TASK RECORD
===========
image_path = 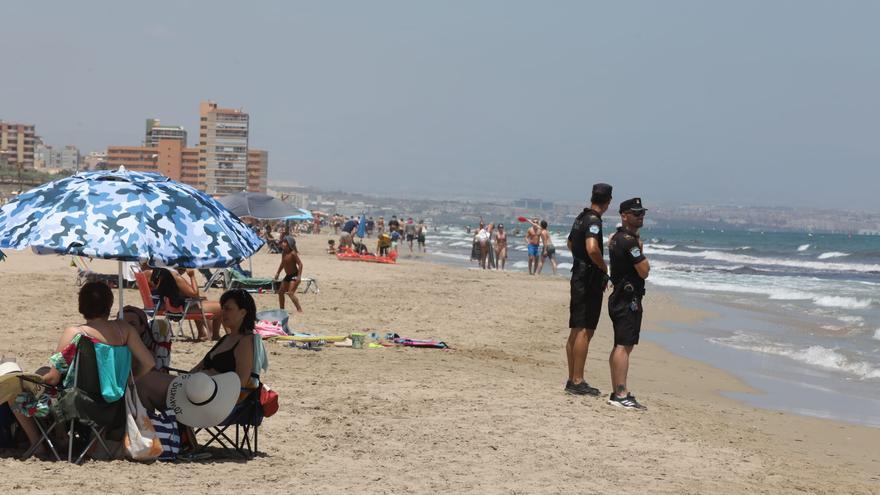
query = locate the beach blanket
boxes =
[255,321,286,338]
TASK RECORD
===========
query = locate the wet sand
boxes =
[0,235,878,494]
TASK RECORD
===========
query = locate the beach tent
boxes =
[0,166,263,316]
[217,191,300,220]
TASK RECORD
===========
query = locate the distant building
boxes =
[145,118,187,147]
[200,101,249,195]
[34,142,62,170]
[247,149,268,193]
[0,120,37,169]
[513,198,554,211]
[82,151,107,171]
[60,145,81,171]
[106,140,201,189]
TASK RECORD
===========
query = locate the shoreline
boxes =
[1,237,878,492]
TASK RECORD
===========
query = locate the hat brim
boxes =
[0,372,44,403]
[621,207,647,214]
[167,372,240,428]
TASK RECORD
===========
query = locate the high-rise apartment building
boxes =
[145,119,187,147]
[35,142,62,169]
[247,149,268,193]
[199,101,249,195]
[0,120,37,169]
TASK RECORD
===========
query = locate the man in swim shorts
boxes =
[274,236,304,313]
[565,183,612,396]
[525,218,541,275]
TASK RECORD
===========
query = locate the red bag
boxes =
[259,384,279,418]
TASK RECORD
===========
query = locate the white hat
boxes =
[166,372,240,428]
[0,362,43,403]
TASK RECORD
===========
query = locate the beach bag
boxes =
[147,408,181,461]
[123,381,162,461]
[259,383,279,418]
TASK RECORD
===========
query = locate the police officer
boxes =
[607,198,650,409]
[564,183,612,396]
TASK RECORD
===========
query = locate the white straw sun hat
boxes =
[166,372,240,428]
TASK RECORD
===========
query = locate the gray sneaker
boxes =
[608,393,647,410]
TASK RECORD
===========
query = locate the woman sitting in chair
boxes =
[9,282,158,451]
[190,289,263,403]
[152,267,223,341]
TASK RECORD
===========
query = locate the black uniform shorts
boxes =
[569,267,603,329]
[608,292,643,346]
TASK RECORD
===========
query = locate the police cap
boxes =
[619,197,647,214]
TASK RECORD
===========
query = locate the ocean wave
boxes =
[512,261,528,269]
[430,250,472,261]
[711,333,880,380]
[874,329,880,341]
[649,248,880,274]
[817,251,850,260]
[648,244,677,250]
[798,244,810,252]
[448,241,472,247]
[557,262,573,270]
[813,296,874,310]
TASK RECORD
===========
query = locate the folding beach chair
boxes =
[134,271,162,319]
[196,386,263,459]
[199,268,229,291]
[228,268,279,294]
[162,297,214,341]
[22,338,126,464]
[299,277,320,295]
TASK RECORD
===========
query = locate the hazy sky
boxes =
[3,1,879,208]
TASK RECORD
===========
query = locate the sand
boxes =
[1,235,878,494]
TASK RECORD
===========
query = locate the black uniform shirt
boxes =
[567,208,603,266]
[608,227,647,294]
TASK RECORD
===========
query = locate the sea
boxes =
[422,224,880,427]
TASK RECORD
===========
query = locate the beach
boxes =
[1,235,878,494]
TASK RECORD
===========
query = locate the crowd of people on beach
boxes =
[469,218,558,274]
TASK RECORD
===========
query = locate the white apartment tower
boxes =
[199,101,249,195]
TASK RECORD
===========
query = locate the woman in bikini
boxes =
[494,223,508,270]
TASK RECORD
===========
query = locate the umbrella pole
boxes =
[118,261,124,319]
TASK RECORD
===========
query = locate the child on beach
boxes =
[274,236,304,313]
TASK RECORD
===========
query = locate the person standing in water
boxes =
[525,218,541,275]
[274,236,304,313]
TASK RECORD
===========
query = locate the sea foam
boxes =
[712,333,880,380]
[798,244,810,252]
[817,251,850,260]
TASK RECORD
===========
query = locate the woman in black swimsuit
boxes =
[191,289,257,403]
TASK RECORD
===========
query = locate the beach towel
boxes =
[392,337,449,349]
[255,321,286,338]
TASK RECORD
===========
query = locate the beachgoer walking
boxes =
[388,215,400,237]
[607,197,650,409]
[405,218,417,253]
[525,218,541,274]
[367,217,375,237]
[417,220,427,253]
[377,216,385,236]
[274,236,304,313]
[477,223,491,269]
[565,183,612,396]
[494,223,508,270]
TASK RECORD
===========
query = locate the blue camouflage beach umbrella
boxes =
[0,167,263,268]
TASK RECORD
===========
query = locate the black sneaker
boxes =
[565,380,600,396]
[608,392,647,410]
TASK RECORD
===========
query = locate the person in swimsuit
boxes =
[525,218,541,275]
[274,236,304,313]
[152,267,223,341]
[191,290,259,404]
[537,220,558,275]
[494,223,508,270]
[416,220,427,253]
[8,282,158,451]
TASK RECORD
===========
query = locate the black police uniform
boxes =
[567,208,606,329]
[607,227,646,346]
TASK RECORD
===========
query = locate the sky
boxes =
[3,1,879,208]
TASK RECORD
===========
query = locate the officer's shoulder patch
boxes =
[588,225,600,234]
[630,247,642,258]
